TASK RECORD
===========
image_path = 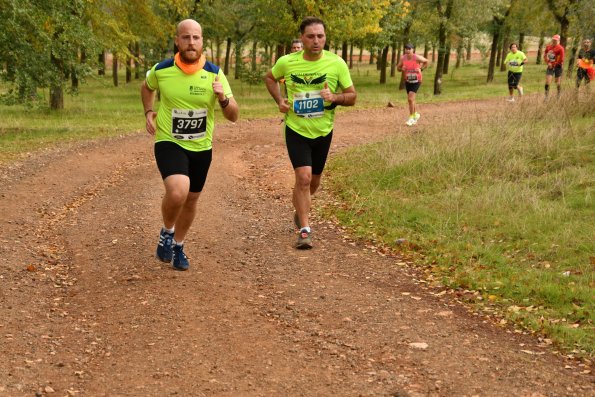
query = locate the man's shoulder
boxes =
[155,58,175,71]
[203,61,220,74]
[322,50,344,61]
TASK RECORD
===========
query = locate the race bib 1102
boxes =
[293,91,324,118]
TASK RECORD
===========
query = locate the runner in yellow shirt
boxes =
[265,16,357,249]
[504,43,527,102]
[141,19,239,270]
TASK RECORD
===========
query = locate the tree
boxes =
[546,0,578,48]
[486,0,517,83]
[433,0,454,95]
[0,0,99,109]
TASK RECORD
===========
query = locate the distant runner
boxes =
[264,16,356,249]
[291,39,303,53]
[576,39,595,88]
[504,43,527,102]
[396,43,429,126]
[544,34,564,98]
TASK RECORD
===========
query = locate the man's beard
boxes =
[179,48,201,64]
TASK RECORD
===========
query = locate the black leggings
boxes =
[285,125,333,175]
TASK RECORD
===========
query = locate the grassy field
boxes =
[323,94,594,356]
[0,61,567,163]
[1,60,592,356]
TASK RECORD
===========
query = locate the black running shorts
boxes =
[285,125,333,175]
[546,65,563,78]
[405,82,421,93]
[154,141,212,193]
[508,71,522,88]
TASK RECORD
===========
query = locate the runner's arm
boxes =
[141,81,157,135]
[212,75,239,122]
[334,85,356,107]
[416,55,429,70]
[264,70,290,113]
[220,97,239,122]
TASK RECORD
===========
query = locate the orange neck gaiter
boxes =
[175,52,206,75]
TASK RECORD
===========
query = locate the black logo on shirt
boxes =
[290,74,326,85]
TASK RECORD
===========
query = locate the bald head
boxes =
[177,19,201,36]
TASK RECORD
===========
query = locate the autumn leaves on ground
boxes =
[0,102,593,396]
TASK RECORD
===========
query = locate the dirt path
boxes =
[1,100,593,396]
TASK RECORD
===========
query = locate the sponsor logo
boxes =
[189,85,206,95]
[290,73,326,85]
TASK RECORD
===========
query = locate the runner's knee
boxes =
[295,168,312,189]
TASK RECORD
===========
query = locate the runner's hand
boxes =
[146,111,156,136]
[278,98,290,113]
[213,75,225,101]
[321,82,334,102]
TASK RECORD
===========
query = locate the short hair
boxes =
[292,39,302,45]
[300,16,325,34]
[509,42,517,49]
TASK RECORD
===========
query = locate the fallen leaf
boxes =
[409,342,428,350]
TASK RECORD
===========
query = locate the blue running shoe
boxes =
[156,228,174,262]
[172,244,190,271]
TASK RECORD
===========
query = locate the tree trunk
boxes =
[50,53,64,109]
[496,41,503,68]
[224,38,232,75]
[135,42,140,80]
[251,41,257,72]
[369,47,375,64]
[126,44,132,83]
[424,42,429,59]
[71,67,78,90]
[98,50,105,76]
[376,49,382,70]
[216,39,221,65]
[487,18,501,83]
[358,42,363,63]
[432,45,436,63]
[566,37,578,78]
[434,0,454,95]
[379,46,389,84]
[536,32,545,64]
[234,41,242,80]
[518,32,525,51]
[341,41,348,63]
[349,42,354,69]
[275,43,284,63]
[112,53,118,87]
[443,43,451,74]
[500,31,510,71]
[466,38,472,61]
[456,40,463,68]
[390,41,397,77]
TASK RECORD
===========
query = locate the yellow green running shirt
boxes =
[146,58,233,152]
[504,51,526,73]
[272,50,353,139]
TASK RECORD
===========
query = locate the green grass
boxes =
[0,61,565,162]
[323,94,595,356]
